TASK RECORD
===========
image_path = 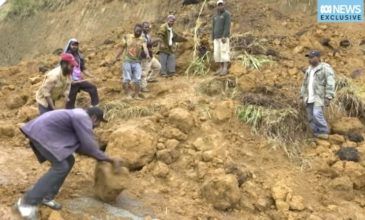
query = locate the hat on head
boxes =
[60,53,78,67]
[167,15,176,22]
[87,107,108,123]
[305,50,321,58]
[217,0,224,5]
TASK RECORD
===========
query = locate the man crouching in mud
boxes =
[15,107,122,220]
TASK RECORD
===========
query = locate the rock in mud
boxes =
[288,195,305,211]
[330,176,353,191]
[201,174,241,210]
[165,139,180,149]
[0,124,16,138]
[168,108,195,133]
[156,148,179,164]
[339,39,351,48]
[161,127,187,141]
[106,125,157,170]
[328,134,345,145]
[6,94,27,109]
[18,106,38,122]
[200,78,225,96]
[94,162,129,202]
[212,100,234,123]
[336,147,360,162]
[331,117,364,135]
[48,211,64,220]
[347,132,364,143]
[152,161,170,178]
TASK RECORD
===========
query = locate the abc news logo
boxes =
[320,4,362,14]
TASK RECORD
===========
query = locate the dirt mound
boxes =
[201,174,241,210]
[106,124,157,171]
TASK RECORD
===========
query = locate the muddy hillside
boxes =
[1,0,365,219]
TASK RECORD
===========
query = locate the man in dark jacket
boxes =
[158,15,187,77]
[64,39,100,109]
[15,107,121,220]
[212,0,231,75]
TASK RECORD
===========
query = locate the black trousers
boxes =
[66,81,99,109]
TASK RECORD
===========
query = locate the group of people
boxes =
[15,1,231,219]
[14,0,336,219]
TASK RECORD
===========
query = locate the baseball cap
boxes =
[87,107,108,123]
[305,50,321,58]
[217,0,224,5]
[60,53,78,67]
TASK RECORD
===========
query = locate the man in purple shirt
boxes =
[15,107,121,220]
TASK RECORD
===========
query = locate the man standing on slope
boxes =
[64,38,100,109]
[212,0,231,76]
[36,53,76,114]
[113,24,150,100]
[300,50,336,140]
[15,107,122,220]
[140,21,161,92]
[158,15,187,77]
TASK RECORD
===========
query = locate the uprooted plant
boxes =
[236,51,274,71]
[100,100,160,121]
[236,93,309,159]
[330,76,365,119]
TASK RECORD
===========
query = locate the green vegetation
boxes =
[236,102,307,159]
[185,52,211,77]
[237,51,274,71]
[100,100,160,121]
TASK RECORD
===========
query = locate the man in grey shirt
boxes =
[15,107,122,220]
[212,0,231,76]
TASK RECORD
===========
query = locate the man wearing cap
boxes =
[64,38,100,109]
[36,53,76,114]
[157,15,187,77]
[141,21,161,92]
[212,0,231,76]
[300,50,336,139]
[15,107,122,219]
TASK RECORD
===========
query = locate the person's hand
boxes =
[146,55,151,61]
[111,159,122,174]
[221,38,227,44]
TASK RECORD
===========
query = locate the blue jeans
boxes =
[122,62,142,84]
[306,103,329,134]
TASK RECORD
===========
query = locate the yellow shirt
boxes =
[36,66,71,107]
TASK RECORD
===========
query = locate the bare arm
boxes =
[142,42,150,60]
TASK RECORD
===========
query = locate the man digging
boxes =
[15,107,122,220]
[300,50,336,139]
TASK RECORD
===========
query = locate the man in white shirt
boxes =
[300,50,336,139]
